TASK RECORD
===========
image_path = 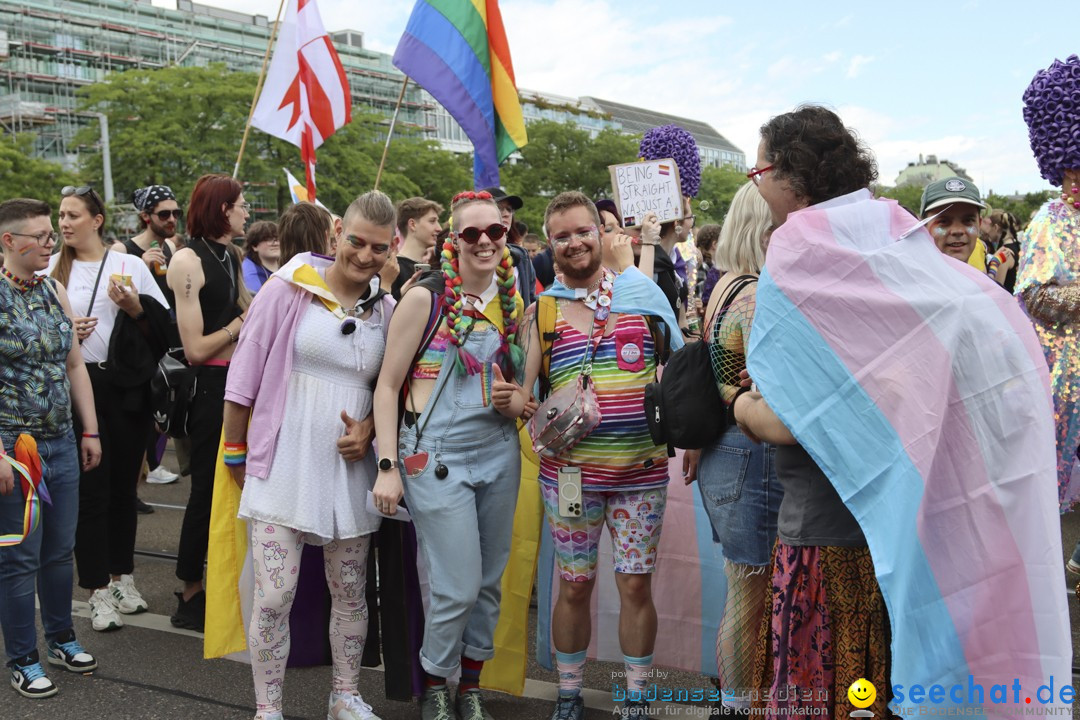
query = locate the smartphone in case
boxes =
[557,466,583,518]
[402,451,429,478]
[415,263,431,274]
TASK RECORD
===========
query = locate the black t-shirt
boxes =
[391,256,418,301]
[122,237,174,304]
[775,444,866,547]
[652,248,680,317]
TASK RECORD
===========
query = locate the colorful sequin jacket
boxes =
[1016,200,1080,326]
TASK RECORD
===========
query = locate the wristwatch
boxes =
[378,457,398,472]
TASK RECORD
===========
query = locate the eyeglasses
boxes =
[61,185,104,213]
[153,209,183,221]
[229,202,252,212]
[550,226,598,246]
[8,230,58,246]
[455,223,507,244]
[746,165,774,186]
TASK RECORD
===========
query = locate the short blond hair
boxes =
[714,182,770,275]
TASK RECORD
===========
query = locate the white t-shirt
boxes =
[46,250,170,364]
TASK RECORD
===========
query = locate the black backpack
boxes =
[643,275,756,449]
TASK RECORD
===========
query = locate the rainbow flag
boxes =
[746,190,1071,717]
[392,0,528,189]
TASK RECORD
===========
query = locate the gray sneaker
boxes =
[420,685,457,720]
[456,689,493,720]
[549,694,584,720]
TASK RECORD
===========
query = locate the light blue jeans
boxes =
[398,326,521,677]
[697,425,782,567]
[0,429,81,662]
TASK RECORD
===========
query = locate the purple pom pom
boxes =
[638,124,702,198]
[1023,54,1080,186]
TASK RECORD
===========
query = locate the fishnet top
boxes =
[706,276,758,404]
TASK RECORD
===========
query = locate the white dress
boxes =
[238,298,385,544]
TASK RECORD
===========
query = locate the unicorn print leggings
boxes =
[248,521,371,719]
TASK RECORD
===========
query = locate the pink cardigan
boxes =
[224,255,395,480]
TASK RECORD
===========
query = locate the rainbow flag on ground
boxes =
[746,190,1071,717]
[392,0,527,189]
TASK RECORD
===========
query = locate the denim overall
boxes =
[398,322,521,677]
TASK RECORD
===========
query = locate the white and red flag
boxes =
[251,0,350,200]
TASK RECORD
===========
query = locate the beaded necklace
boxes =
[0,265,43,292]
[1062,181,1080,211]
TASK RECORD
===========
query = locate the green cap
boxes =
[920,177,985,217]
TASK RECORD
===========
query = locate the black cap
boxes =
[482,186,523,211]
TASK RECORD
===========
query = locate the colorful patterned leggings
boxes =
[248,521,371,717]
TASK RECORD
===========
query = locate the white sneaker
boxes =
[109,574,149,614]
[88,588,123,631]
[146,466,179,484]
[328,692,382,720]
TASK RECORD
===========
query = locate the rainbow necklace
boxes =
[0,265,43,292]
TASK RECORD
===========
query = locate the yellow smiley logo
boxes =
[847,678,876,709]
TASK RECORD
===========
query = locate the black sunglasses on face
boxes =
[153,209,183,221]
[455,223,507,244]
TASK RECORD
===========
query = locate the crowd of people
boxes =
[0,53,1077,720]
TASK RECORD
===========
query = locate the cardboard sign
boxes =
[608,158,683,228]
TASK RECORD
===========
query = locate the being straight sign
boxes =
[609,158,684,228]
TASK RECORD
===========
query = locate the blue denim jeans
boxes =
[697,425,783,566]
[0,429,81,661]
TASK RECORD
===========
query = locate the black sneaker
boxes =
[549,694,584,720]
[9,651,58,699]
[135,497,154,515]
[46,629,97,674]
[170,590,205,632]
[622,699,651,718]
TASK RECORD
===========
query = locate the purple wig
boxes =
[1022,54,1080,187]
[639,124,701,198]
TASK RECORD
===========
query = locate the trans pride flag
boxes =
[746,190,1071,717]
[393,0,528,189]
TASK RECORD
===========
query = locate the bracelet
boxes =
[223,326,236,343]
[82,433,100,439]
[223,442,247,466]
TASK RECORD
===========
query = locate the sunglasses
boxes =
[61,185,104,213]
[152,209,183,221]
[455,223,507,245]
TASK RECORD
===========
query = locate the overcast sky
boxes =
[171,0,1076,195]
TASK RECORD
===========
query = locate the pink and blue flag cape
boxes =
[746,190,1071,716]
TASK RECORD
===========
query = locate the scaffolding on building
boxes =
[0,0,436,177]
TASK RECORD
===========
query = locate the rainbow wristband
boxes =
[223,442,247,466]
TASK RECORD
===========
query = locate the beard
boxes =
[148,218,175,239]
[558,247,602,282]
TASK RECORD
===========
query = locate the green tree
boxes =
[76,66,474,220]
[0,135,79,209]
[695,165,750,225]
[501,120,640,234]
[985,191,1055,225]
[876,184,926,217]
[76,64,292,207]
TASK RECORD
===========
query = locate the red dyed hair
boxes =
[186,174,242,240]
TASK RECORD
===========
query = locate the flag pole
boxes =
[374,75,409,191]
[233,0,287,179]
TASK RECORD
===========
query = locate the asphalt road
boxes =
[2,447,1078,719]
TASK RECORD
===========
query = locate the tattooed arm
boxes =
[167,248,241,364]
